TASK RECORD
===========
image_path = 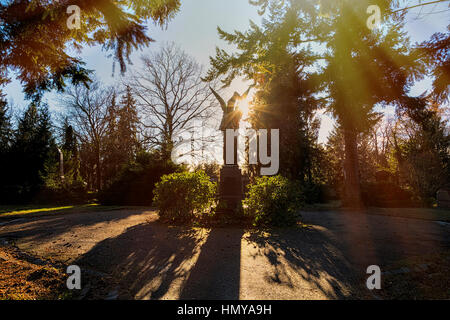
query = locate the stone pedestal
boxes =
[218,165,243,213]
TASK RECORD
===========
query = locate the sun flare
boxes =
[237,95,253,118]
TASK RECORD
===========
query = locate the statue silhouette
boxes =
[210,86,253,131]
[210,85,253,165]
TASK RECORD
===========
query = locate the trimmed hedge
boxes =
[153,171,217,222]
[362,182,418,207]
[98,159,179,206]
[243,175,304,227]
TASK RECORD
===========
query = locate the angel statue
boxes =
[209,85,253,131]
[210,85,253,164]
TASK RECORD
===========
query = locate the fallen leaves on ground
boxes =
[0,245,71,300]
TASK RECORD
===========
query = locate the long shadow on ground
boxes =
[0,209,146,245]
[7,210,448,299]
[74,221,363,299]
[75,223,245,299]
[179,228,243,299]
[75,222,206,299]
[243,227,361,299]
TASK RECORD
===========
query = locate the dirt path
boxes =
[0,209,157,263]
[1,209,449,299]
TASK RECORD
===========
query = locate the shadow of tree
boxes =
[9,209,447,299]
[0,209,149,245]
[74,221,364,299]
[74,221,208,299]
[244,227,363,299]
[302,210,450,268]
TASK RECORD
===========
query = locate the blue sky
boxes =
[3,0,449,142]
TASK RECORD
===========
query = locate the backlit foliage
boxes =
[0,0,180,100]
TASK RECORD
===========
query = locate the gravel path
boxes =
[1,209,449,299]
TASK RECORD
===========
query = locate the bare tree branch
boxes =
[126,43,218,159]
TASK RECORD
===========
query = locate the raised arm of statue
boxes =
[210,86,227,112]
[240,84,255,100]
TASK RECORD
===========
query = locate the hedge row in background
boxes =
[98,154,180,206]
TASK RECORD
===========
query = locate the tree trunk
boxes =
[342,128,363,208]
[96,143,101,191]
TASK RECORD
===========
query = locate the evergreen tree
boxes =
[418,27,450,103]
[0,0,181,100]
[324,125,345,193]
[103,92,121,185]
[0,93,11,151]
[205,0,424,207]
[102,87,141,186]
[118,85,140,160]
[397,102,450,201]
[63,121,78,155]
[12,103,57,199]
[0,94,13,202]
[61,120,81,184]
[248,52,323,184]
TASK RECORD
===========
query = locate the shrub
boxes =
[98,154,180,206]
[153,171,217,222]
[33,180,89,205]
[0,179,89,205]
[361,182,418,207]
[242,175,304,227]
[300,182,327,204]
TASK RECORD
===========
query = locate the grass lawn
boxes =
[365,207,450,222]
[0,204,128,219]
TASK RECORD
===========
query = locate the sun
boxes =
[236,95,252,118]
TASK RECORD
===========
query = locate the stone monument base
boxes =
[218,165,243,214]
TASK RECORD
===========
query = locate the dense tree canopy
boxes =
[418,27,450,103]
[0,0,180,100]
[204,0,444,207]
[0,0,447,209]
